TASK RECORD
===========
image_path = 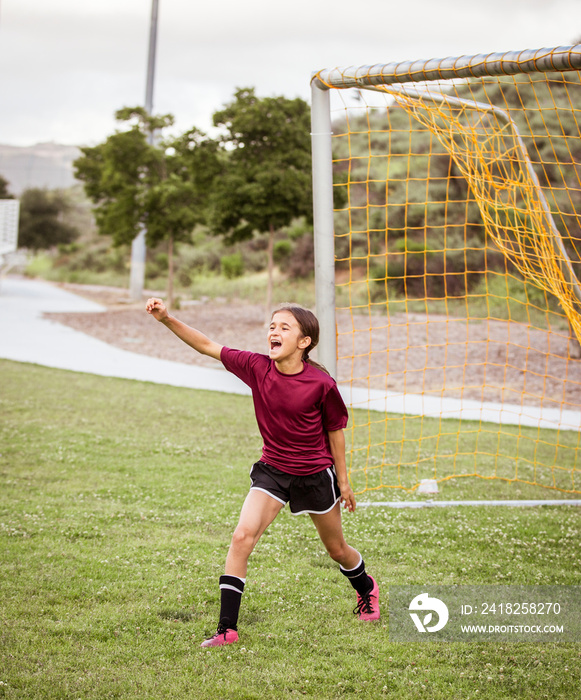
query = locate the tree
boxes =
[210,88,313,320]
[74,108,219,306]
[74,107,172,249]
[0,175,15,199]
[18,188,79,250]
[145,128,221,306]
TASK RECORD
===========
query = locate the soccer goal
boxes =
[310,45,581,499]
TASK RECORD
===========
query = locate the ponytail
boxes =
[302,348,330,376]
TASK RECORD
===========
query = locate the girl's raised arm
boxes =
[145,298,223,361]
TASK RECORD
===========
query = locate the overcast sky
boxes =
[1,0,580,147]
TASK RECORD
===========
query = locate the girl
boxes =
[145,298,380,647]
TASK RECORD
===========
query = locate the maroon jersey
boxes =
[221,347,349,475]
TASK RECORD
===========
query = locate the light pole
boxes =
[129,0,159,302]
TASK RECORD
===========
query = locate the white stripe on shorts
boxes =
[249,486,287,506]
[290,495,341,516]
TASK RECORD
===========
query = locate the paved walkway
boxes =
[1,276,580,432]
[0,276,250,396]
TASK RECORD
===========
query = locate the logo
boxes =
[409,593,449,633]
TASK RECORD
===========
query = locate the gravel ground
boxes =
[46,283,581,410]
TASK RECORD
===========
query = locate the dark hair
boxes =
[271,303,329,374]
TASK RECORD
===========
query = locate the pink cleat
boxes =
[354,576,380,621]
[200,626,239,648]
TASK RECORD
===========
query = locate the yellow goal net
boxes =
[311,46,581,498]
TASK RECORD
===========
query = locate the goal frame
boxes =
[310,45,581,503]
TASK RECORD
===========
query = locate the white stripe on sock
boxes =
[219,575,246,593]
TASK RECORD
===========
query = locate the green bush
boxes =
[240,247,267,272]
[155,252,169,269]
[366,231,496,301]
[283,216,312,240]
[273,239,292,267]
[145,261,164,282]
[25,253,52,278]
[67,249,108,273]
[177,268,193,287]
[221,251,244,279]
[286,233,314,279]
[57,242,81,255]
[176,245,221,277]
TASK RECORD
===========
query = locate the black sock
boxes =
[218,575,245,631]
[340,556,373,597]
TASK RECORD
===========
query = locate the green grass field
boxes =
[1,359,580,699]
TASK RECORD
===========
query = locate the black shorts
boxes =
[249,461,341,515]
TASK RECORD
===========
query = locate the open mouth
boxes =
[270,340,282,349]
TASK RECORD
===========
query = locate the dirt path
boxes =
[46,283,581,410]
